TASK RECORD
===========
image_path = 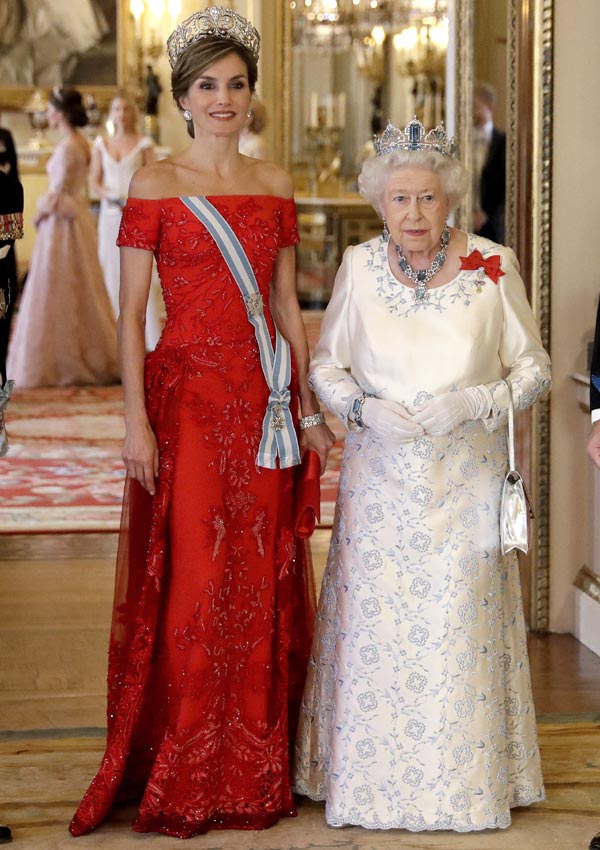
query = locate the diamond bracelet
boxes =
[299,411,326,430]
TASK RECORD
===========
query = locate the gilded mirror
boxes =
[269,0,553,628]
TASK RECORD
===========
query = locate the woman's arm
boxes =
[480,247,551,430]
[90,140,108,199]
[118,245,157,494]
[270,245,335,470]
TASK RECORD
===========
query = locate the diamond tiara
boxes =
[374,118,457,158]
[167,6,260,69]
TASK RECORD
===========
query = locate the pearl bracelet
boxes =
[299,411,326,430]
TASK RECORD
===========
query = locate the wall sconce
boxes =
[128,0,182,96]
[23,89,50,150]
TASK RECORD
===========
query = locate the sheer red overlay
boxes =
[69,196,316,839]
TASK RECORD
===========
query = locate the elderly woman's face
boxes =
[380,167,451,255]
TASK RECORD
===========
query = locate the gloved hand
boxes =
[361,397,424,442]
[412,386,492,437]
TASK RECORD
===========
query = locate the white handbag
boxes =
[500,382,533,555]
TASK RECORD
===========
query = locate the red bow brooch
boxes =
[459,249,505,284]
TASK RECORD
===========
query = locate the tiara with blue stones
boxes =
[374,117,457,158]
[167,6,260,69]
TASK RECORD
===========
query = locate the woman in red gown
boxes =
[70,7,334,839]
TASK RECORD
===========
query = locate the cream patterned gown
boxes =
[294,233,551,832]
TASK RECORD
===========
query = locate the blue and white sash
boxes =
[181,196,300,469]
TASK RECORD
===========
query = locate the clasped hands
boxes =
[360,386,490,441]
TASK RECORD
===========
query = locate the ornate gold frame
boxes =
[0,0,128,112]
[272,0,553,629]
[524,0,553,631]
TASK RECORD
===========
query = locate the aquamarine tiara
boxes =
[167,6,260,69]
[374,118,457,158]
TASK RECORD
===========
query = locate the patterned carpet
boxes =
[0,313,344,533]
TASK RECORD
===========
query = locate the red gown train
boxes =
[70,195,315,838]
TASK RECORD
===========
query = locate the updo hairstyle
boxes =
[358,149,468,216]
[49,87,88,128]
[171,37,258,139]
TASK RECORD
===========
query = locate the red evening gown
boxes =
[70,195,315,838]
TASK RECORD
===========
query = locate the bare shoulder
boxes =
[250,160,294,199]
[127,160,177,200]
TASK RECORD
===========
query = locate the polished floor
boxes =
[1,530,600,847]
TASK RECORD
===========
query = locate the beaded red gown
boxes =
[70,195,315,838]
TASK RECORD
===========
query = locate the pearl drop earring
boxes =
[183,109,192,122]
[382,219,389,241]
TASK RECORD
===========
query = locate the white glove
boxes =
[361,397,424,442]
[412,386,492,437]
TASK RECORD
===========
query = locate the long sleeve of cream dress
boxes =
[294,232,550,832]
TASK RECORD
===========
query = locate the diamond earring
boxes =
[183,109,192,122]
[382,219,389,241]
[247,110,252,118]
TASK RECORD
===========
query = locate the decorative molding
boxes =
[574,566,600,606]
[505,0,519,250]
[453,0,474,233]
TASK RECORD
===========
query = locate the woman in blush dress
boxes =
[91,92,163,349]
[70,6,334,839]
[294,118,551,832]
[7,87,119,387]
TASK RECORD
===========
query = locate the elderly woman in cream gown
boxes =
[294,119,551,833]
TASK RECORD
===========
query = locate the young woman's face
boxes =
[110,98,136,132]
[46,102,63,129]
[179,51,252,139]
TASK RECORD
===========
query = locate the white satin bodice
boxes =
[310,232,550,428]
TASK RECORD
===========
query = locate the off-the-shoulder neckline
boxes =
[127,194,293,202]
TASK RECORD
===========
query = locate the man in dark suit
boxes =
[472,82,506,244]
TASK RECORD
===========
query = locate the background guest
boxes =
[7,87,119,387]
[472,81,506,243]
[0,125,19,179]
[91,91,163,349]
[0,126,21,383]
[0,169,23,458]
[238,96,269,159]
[586,299,600,466]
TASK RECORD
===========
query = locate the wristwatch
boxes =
[350,393,368,428]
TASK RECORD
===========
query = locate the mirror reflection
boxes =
[472,0,507,244]
[290,0,449,195]
[290,0,449,306]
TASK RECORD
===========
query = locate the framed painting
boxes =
[0,0,129,110]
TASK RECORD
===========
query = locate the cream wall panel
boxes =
[550,0,600,633]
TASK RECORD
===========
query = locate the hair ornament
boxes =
[374,117,457,158]
[167,6,260,68]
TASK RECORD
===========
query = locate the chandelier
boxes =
[290,0,448,56]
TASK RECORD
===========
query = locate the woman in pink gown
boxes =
[7,87,119,387]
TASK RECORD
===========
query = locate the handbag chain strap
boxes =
[506,379,517,472]
[505,379,534,518]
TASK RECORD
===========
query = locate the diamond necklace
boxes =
[395,225,450,302]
